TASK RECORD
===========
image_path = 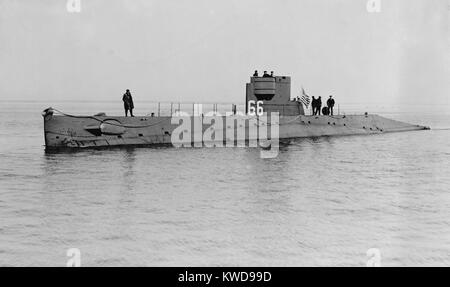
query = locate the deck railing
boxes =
[142,102,247,117]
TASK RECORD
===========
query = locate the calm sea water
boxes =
[0,101,449,266]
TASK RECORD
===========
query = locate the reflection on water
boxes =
[121,148,137,191]
[0,102,450,266]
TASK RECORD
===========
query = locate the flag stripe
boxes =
[300,88,310,108]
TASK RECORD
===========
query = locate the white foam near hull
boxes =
[42,111,429,150]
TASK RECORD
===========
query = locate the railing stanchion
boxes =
[171,102,173,116]
[158,102,160,117]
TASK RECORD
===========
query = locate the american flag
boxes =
[299,87,310,108]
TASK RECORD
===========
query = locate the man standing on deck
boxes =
[317,96,322,115]
[122,89,134,117]
[311,96,317,115]
[327,95,335,116]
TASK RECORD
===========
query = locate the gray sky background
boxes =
[0,0,448,107]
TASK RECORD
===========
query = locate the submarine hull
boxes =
[43,113,429,150]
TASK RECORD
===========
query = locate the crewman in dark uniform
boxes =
[263,71,270,77]
[311,96,317,115]
[317,96,322,115]
[327,95,335,115]
[253,70,259,77]
[122,89,134,117]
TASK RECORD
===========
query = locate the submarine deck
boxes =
[43,111,429,149]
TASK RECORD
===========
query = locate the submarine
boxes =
[42,74,429,150]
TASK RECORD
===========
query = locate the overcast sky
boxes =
[0,0,448,107]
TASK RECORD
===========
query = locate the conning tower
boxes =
[246,75,305,116]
